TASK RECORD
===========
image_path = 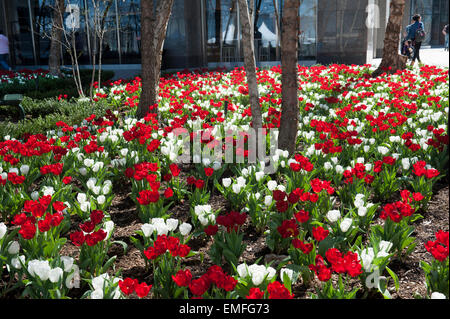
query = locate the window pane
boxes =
[299,0,317,59]
[117,0,140,64]
[4,0,35,66]
[86,0,120,64]
[254,0,278,62]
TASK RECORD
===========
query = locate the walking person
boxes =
[404,14,425,67]
[443,24,449,51]
[0,29,12,71]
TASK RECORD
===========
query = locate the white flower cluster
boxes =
[77,192,91,212]
[141,218,192,237]
[86,178,112,205]
[194,205,216,226]
[236,263,276,286]
[360,241,393,272]
[353,193,375,217]
[90,273,121,299]
[27,256,75,284]
[222,176,247,194]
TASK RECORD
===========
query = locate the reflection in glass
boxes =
[3,0,36,66]
[117,0,140,64]
[206,0,240,63]
[299,0,317,59]
[410,0,433,45]
[163,0,186,68]
[86,0,119,64]
[253,0,278,62]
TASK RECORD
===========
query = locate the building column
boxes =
[316,0,371,65]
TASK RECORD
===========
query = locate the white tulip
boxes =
[327,210,341,223]
[340,218,353,232]
[357,206,368,217]
[31,191,39,200]
[141,224,155,237]
[60,256,74,272]
[7,241,20,255]
[20,165,30,175]
[84,159,95,167]
[77,193,87,203]
[179,223,192,236]
[91,289,104,299]
[222,178,232,188]
[430,292,447,299]
[49,267,64,283]
[166,219,179,232]
[11,255,25,269]
[264,195,273,206]
[0,222,6,240]
[267,180,277,191]
[280,268,294,283]
[97,195,106,205]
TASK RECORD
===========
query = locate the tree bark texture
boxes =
[48,0,65,77]
[137,0,174,119]
[237,0,263,140]
[372,0,407,78]
[278,0,300,156]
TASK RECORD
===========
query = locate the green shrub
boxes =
[0,98,109,140]
[0,70,115,99]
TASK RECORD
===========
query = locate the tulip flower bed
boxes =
[0,64,448,300]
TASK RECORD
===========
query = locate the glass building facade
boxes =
[0,0,447,69]
[409,0,449,46]
[0,0,317,68]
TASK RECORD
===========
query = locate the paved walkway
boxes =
[372,47,449,68]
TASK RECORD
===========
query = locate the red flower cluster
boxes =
[23,195,52,218]
[310,249,362,282]
[310,178,335,195]
[146,139,161,153]
[172,269,193,287]
[188,265,237,296]
[125,162,159,184]
[6,172,25,185]
[343,163,374,185]
[289,154,314,172]
[324,248,362,277]
[425,230,449,262]
[136,189,160,205]
[187,176,205,189]
[294,209,310,223]
[277,219,299,238]
[267,281,294,299]
[312,226,329,242]
[204,224,219,236]
[292,238,314,254]
[412,161,440,178]
[70,210,107,246]
[380,199,415,223]
[143,234,191,260]
[246,287,265,299]
[14,196,65,239]
[40,163,64,176]
[216,211,247,232]
[272,188,318,213]
[118,277,152,298]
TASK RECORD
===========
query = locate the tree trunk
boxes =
[136,0,174,119]
[237,0,263,158]
[372,0,407,77]
[48,0,65,77]
[278,0,300,156]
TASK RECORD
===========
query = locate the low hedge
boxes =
[0,97,109,140]
[0,69,115,100]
